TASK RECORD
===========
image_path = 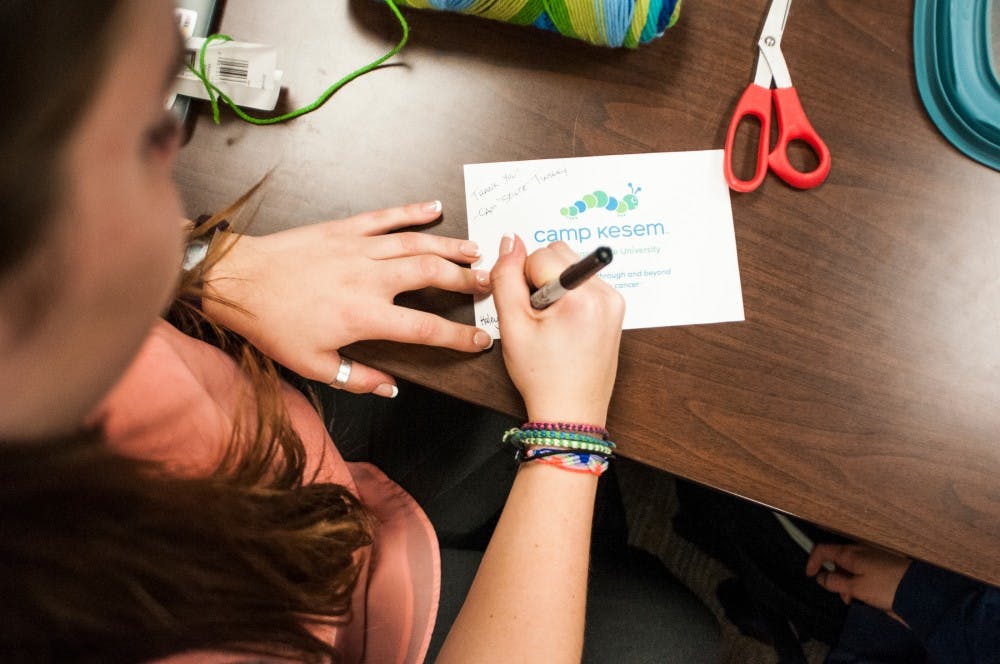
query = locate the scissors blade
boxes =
[755,0,794,88]
[759,0,792,42]
[751,52,775,88]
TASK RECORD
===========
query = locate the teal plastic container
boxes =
[914,0,1000,171]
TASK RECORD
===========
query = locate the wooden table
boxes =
[175,0,1000,586]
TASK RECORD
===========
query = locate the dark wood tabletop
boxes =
[175,0,1000,586]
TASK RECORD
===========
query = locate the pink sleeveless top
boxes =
[91,320,440,663]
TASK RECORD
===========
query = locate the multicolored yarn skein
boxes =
[391,0,682,48]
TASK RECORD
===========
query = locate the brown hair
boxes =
[0,3,372,662]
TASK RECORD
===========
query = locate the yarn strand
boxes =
[391,0,682,48]
[187,0,410,125]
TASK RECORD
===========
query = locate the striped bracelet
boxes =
[518,448,610,476]
[515,446,611,462]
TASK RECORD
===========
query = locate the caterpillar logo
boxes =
[560,183,641,218]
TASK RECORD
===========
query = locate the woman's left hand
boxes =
[201,201,493,397]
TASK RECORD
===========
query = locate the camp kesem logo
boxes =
[560,183,642,218]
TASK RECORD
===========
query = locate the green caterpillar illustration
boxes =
[560,183,641,218]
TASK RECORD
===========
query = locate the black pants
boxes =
[318,379,722,663]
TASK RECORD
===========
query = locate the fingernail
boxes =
[373,383,399,398]
[475,270,490,288]
[460,241,481,258]
[474,330,494,350]
[500,233,514,255]
[421,200,442,214]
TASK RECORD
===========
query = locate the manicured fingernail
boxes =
[475,270,490,288]
[460,241,481,258]
[373,383,399,398]
[500,233,514,255]
[474,330,494,350]
[421,200,442,214]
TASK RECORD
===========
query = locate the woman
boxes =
[1,1,718,662]
[0,1,620,660]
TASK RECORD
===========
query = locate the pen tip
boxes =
[596,246,613,264]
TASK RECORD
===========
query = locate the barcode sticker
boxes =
[217,57,250,84]
[175,8,198,39]
[172,38,284,111]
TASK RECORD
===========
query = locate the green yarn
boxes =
[188,0,409,125]
[544,2,580,42]
[509,0,546,26]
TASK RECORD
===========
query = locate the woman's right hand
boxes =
[806,543,911,616]
[490,234,625,427]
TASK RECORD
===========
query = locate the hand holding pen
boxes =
[490,235,624,427]
[530,246,614,310]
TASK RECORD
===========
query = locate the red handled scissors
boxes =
[724,0,831,193]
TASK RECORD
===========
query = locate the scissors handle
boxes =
[724,84,773,193]
[768,87,831,189]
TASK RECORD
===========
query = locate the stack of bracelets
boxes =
[503,422,615,477]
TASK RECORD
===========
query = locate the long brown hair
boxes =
[0,3,372,662]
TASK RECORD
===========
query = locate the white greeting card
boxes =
[465,150,745,338]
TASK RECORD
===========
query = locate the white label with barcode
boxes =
[173,38,283,111]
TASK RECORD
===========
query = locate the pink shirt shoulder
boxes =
[93,321,439,664]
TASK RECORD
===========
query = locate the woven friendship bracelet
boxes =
[522,422,609,438]
[537,454,609,476]
[519,429,608,445]
[519,448,610,476]
[515,447,612,463]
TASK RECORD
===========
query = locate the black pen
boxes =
[530,246,614,310]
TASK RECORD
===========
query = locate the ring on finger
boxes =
[330,358,352,389]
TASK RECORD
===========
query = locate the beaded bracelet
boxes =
[518,448,610,476]
[503,426,616,477]
[503,428,615,449]
[522,421,609,438]
[522,422,609,437]
[513,437,614,454]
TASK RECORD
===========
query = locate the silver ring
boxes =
[330,358,352,389]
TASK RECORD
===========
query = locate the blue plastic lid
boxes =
[914,0,1000,171]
